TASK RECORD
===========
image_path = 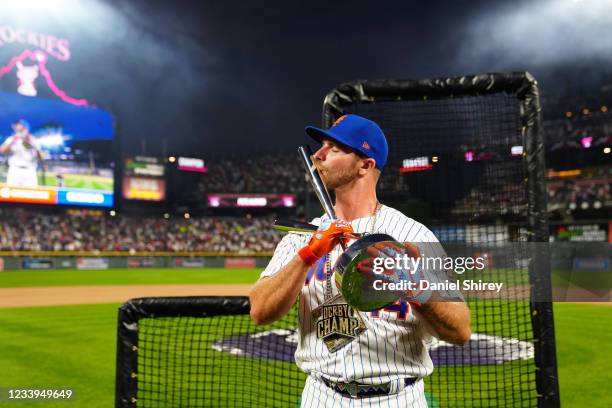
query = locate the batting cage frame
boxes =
[115,72,560,408]
[319,72,559,407]
[116,296,307,408]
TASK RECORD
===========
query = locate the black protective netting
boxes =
[116,298,305,408]
[343,95,525,224]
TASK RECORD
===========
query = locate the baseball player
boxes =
[0,119,43,187]
[250,114,470,407]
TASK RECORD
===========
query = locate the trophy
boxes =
[273,146,406,311]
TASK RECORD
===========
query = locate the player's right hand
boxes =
[298,219,354,266]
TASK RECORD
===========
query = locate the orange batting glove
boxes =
[298,219,354,266]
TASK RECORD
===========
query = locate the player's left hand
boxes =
[356,241,432,305]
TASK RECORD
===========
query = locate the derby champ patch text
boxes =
[312,295,367,353]
[316,304,361,338]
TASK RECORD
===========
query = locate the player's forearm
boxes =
[417,301,471,346]
[249,255,310,325]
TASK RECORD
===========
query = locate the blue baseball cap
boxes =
[12,119,30,132]
[305,114,388,170]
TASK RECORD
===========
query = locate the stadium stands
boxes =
[0,209,281,253]
[1,94,610,253]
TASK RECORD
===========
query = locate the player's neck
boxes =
[334,183,378,221]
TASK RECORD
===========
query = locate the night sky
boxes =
[1,0,611,158]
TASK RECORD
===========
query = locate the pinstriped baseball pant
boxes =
[300,375,428,407]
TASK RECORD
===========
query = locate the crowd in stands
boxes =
[548,177,611,212]
[450,162,527,221]
[196,154,406,195]
[200,155,308,194]
[451,162,611,220]
[0,209,282,253]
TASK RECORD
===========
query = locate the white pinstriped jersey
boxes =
[260,205,440,384]
[4,136,40,168]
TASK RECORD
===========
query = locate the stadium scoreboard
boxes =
[122,156,166,201]
[207,193,296,208]
[0,91,114,207]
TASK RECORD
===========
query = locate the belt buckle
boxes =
[346,382,359,398]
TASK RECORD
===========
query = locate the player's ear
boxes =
[358,158,376,176]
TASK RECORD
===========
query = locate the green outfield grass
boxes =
[40,172,114,191]
[553,269,612,289]
[0,267,262,288]
[0,303,119,408]
[554,303,612,408]
[0,268,609,407]
[458,267,611,289]
[4,266,607,301]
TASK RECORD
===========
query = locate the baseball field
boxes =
[0,267,609,407]
[38,172,114,191]
[0,171,114,191]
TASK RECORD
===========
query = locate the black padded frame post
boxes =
[115,296,251,408]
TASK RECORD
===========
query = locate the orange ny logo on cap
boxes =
[332,115,347,128]
[362,141,371,149]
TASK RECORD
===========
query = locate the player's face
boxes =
[313,139,361,189]
[13,124,27,136]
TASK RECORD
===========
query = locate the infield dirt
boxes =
[0,284,251,308]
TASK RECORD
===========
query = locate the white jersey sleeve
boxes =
[0,136,13,150]
[259,216,326,279]
[259,233,306,279]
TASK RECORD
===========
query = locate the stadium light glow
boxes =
[511,146,524,156]
[0,0,112,25]
[168,156,176,163]
[282,195,295,207]
[109,210,116,216]
[37,133,66,149]
[401,156,433,172]
[177,157,207,173]
[184,213,190,219]
[163,213,170,219]
[548,169,582,178]
[604,147,611,154]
